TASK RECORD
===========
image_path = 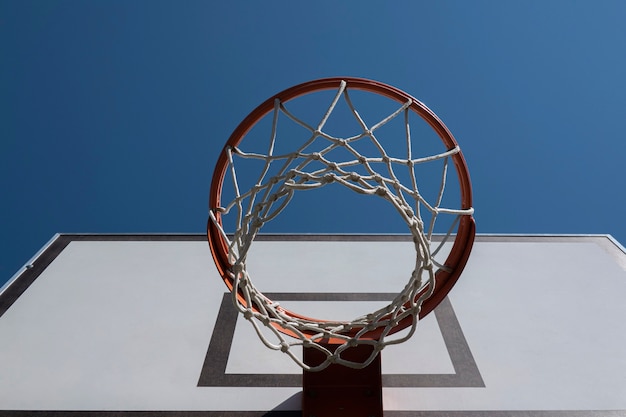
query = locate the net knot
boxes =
[409,217,423,230]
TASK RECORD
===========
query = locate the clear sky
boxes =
[2,1,626,287]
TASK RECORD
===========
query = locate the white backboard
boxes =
[1,234,626,416]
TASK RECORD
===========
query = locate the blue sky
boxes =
[2,1,626,286]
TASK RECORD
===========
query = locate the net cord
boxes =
[208,82,473,370]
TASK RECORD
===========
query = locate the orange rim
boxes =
[207,77,475,341]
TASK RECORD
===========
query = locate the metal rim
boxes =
[207,77,475,340]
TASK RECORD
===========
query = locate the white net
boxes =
[209,80,473,371]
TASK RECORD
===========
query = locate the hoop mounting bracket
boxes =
[303,343,383,417]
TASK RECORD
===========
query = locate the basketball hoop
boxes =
[207,77,475,371]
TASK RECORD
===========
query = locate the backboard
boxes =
[1,234,626,416]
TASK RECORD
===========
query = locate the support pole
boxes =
[302,343,383,417]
